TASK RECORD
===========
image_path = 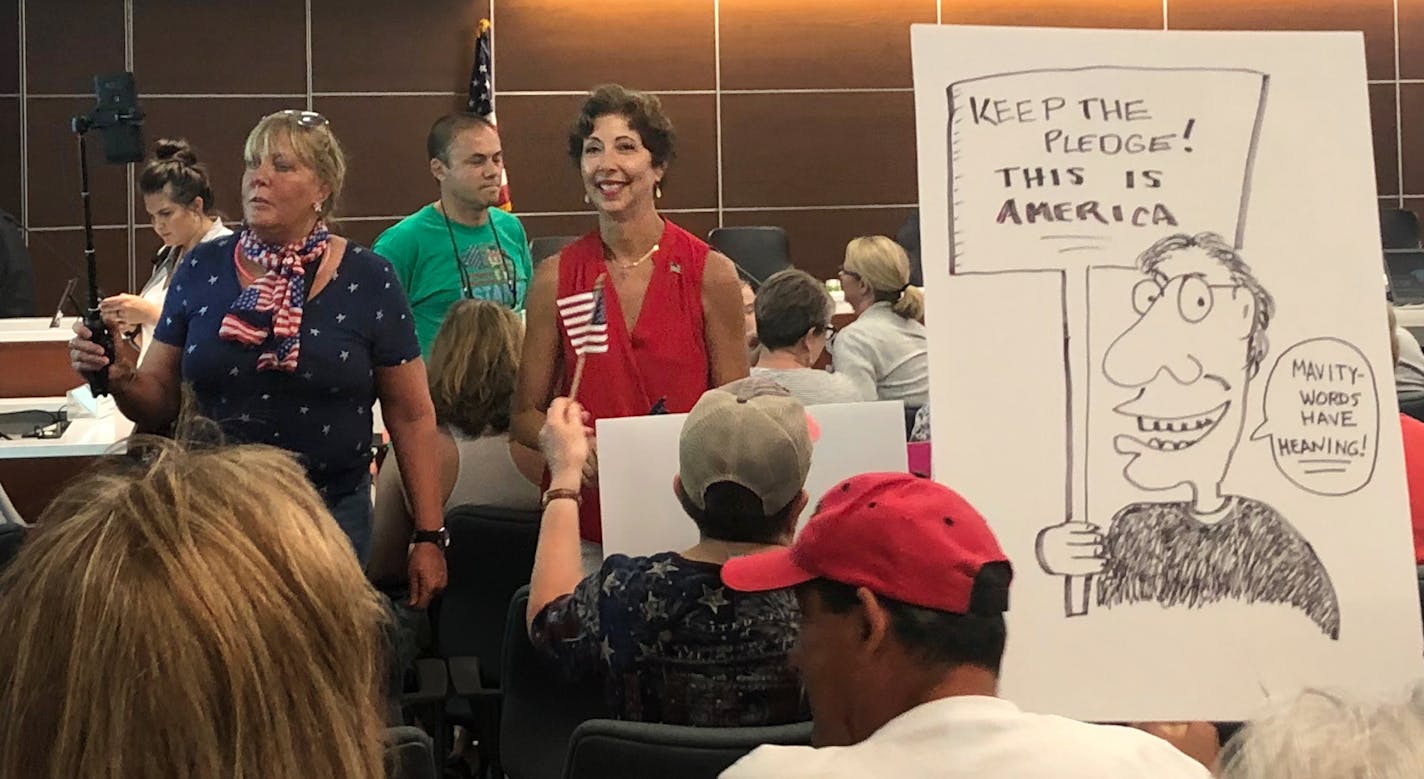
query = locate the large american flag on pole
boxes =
[557,285,609,355]
[468,18,512,211]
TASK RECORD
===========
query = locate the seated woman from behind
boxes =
[831,235,928,408]
[0,437,389,779]
[751,269,864,405]
[371,300,543,579]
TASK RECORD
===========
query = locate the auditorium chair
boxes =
[430,504,543,776]
[1381,207,1421,251]
[562,719,813,779]
[0,522,24,576]
[530,236,580,267]
[707,226,792,286]
[384,725,439,779]
[501,586,611,779]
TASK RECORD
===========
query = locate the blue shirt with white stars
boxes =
[153,233,420,498]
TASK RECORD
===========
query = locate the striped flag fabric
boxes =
[557,286,609,355]
[219,273,305,372]
[468,18,512,211]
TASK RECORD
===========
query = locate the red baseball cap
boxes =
[722,472,1012,615]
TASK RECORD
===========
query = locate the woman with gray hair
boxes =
[67,110,447,606]
[1218,686,1424,779]
[751,269,863,405]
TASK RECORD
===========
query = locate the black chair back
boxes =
[707,226,792,287]
[563,719,813,779]
[894,211,923,287]
[902,404,921,440]
[435,504,542,690]
[530,236,580,267]
[1417,565,1424,633]
[384,725,438,779]
[0,523,25,577]
[1382,207,1421,250]
[1401,394,1424,424]
[502,586,611,779]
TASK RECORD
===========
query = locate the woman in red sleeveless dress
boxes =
[513,85,748,559]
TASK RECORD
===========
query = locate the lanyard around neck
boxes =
[441,201,518,303]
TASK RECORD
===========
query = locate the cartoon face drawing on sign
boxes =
[1108,232,1267,499]
[1036,232,1340,639]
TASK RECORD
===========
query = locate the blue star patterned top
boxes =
[153,233,421,499]
[530,551,808,726]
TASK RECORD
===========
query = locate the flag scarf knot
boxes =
[218,224,330,372]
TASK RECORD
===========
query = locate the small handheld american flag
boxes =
[557,273,608,399]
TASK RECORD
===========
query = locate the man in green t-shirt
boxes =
[374,113,533,357]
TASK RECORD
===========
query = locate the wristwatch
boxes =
[411,527,450,549]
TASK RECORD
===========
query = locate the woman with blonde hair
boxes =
[0,438,389,778]
[369,299,543,581]
[68,110,448,607]
[832,235,929,408]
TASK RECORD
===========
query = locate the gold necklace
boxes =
[606,242,659,271]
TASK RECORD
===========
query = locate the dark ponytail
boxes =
[138,138,215,213]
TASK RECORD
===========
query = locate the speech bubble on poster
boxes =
[1251,337,1380,496]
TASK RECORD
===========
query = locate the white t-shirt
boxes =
[750,366,866,406]
[720,696,1209,779]
[137,218,231,364]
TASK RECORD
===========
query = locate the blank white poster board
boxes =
[912,24,1424,722]
[598,401,908,559]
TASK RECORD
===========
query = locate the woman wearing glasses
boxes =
[750,269,863,405]
[68,110,447,607]
[832,235,929,409]
[512,85,747,567]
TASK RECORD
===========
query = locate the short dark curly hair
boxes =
[566,84,677,171]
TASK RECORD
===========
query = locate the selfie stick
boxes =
[70,73,144,397]
[70,125,113,395]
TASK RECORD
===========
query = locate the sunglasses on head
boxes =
[837,265,861,281]
[277,109,329,128]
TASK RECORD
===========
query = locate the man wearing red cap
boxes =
[719,473,1210,777]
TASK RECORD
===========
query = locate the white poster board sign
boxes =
[598,401,908,559]
[913,25,1424,721]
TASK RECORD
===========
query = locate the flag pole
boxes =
[569,355,588,402]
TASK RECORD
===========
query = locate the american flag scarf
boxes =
[218,224,330,372]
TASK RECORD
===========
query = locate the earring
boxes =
[583,193,591,204]
[312,202,322,214]
[655,184,663,199]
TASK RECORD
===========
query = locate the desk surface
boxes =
[0,317,79,340]
[0,397,132,459]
